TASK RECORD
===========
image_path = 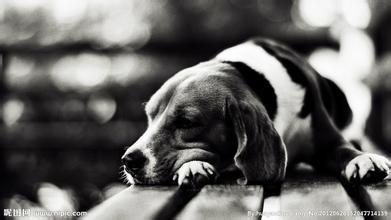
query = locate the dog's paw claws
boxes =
[175,161,217,187]
[344,153,390,183]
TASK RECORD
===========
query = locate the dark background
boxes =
[1,0,391,214]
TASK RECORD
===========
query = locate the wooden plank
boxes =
[263,176,360,220]
[363,178,391,220]
[82,186,200,220]
[176,185,263,220]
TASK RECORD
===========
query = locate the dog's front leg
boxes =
[311,108,390,183]
[174,161,217,187]
[316,144,390,183]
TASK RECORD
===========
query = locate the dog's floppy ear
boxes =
[225,96,287,184]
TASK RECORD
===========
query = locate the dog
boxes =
[122,38,391,186]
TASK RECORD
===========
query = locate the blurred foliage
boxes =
[366,54,391,154]
[0,0,334,50]
[0,0,267,47]
[367,54,391,91]
[3,51,204,123]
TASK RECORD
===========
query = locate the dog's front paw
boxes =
[344,153,391,183]
[173,161,217,187]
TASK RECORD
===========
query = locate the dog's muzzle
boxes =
[121,149,148,176]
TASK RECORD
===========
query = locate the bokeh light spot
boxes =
[3,99,25,126]
[87,95,117,123]
[51,53,111,92]
[297,0,338,27]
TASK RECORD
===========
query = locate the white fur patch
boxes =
[142,147,157,178]
[125,172,135,185]
[216,42,305,136]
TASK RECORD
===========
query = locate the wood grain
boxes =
[263,176,360,220]
[177,185,263,220]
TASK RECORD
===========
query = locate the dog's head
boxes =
[122,61,287,184]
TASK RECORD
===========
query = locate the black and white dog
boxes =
[122,38,391,186]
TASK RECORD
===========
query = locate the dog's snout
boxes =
[122,150,148,172]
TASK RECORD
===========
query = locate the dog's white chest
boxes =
[216,42,305,135]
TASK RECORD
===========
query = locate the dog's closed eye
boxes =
[175,117,201,129]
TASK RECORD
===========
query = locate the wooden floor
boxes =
[83,170,391,220]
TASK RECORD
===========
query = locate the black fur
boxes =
[318,77,353,129]
[252,38,352,128]
[223,61,278,120]
[252,38,312,118]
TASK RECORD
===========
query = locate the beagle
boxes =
[122,38,391,186]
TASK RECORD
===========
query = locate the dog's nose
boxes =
[122,150,147,172]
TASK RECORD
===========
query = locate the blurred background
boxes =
[1,0,391,218]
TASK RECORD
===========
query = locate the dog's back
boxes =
[216,38,356,164]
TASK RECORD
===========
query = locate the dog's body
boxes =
[122,38,390,186]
